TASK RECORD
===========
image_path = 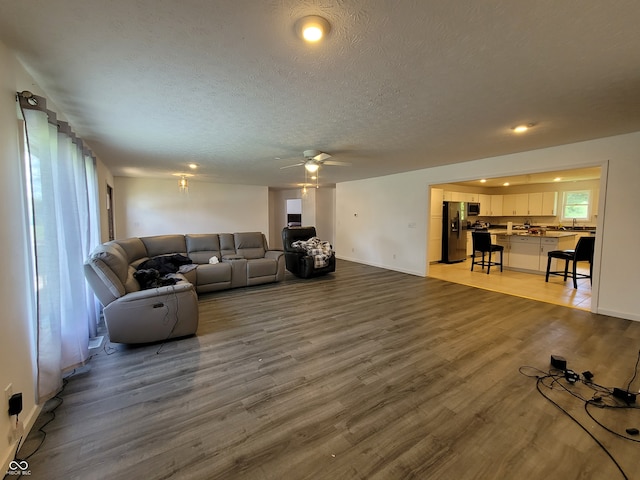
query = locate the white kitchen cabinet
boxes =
[429,215,443,262]
[495,235,510,266]
[502,195,515,216]
[540,238,559,272]
[503,194,528,216]
[430,188,444,216]
[541,191,558,216]
[528,192,544,216]
[503,192,556,216]
[478,194,491,216]
[509,236,541,270]
[540,235,577,272]
[490,195,503,216]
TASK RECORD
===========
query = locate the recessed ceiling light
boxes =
[188,163,198,170]
[503,182,510,186]
[295,15,331,43]
[480,179,487,183]
[553,177,561,182]
[512,123,535,134]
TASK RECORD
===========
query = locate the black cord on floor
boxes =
[2,376,69,480]
[534,375,629,480]
[18,377,67,462]
[625,349,640,394]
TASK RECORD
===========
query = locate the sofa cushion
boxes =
[86,244,129,302]
[91,243,129,283]
[141,235,187,257]
[234,232,266,259]
[186,234,222,264]
[111,237,147,264]
[247,258,277,278]
[219,233,236,257]
[196,262,232,285]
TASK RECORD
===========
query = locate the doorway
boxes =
[106,184,114,241]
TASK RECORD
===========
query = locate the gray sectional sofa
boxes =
[84,232,284,344]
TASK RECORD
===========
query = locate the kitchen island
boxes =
[494,232,576,274]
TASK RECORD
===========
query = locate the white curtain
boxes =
[19,94,100,402]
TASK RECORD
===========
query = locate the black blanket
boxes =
[134,254,193,290]
[137,254,192,275]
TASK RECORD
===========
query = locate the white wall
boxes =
[113,177,269,239]
[0,42,39,473]
[315,188,336,247]
[336,173,428,276]
[336,132,640,321]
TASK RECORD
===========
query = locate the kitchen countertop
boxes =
[475,229,577,238]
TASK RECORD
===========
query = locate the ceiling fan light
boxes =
[304,161,320,173]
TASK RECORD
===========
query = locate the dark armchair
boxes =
[281,226,336,278]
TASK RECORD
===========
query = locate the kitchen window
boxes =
[561,190,591,221]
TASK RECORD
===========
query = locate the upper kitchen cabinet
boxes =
[541,191,558,216]
[503,193,529,216]
[479,194,491,216]
[479,194,503,216]
[490,195,503,216]
[503,192,557,216]
[528,191,557,216]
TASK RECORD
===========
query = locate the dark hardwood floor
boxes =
[17,260,640,480]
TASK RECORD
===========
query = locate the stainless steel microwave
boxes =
[467,202,480,216]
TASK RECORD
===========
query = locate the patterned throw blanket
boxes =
[291,237,333,268]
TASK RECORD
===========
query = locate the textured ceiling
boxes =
[1,1,639,188]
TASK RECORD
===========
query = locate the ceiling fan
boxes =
[280,150,351,173]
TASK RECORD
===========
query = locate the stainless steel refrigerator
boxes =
[442,201,468,263]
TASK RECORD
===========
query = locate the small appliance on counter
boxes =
[472,221,490,230]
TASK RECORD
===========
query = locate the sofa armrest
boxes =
[103,283,199,344]
[114,282,194,302]
[265,250,283,260]
[265,250,285,281]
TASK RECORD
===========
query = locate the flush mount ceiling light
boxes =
[295,15,331,43]
[512,123,536,134]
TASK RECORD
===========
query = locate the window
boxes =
[561,190,591,221]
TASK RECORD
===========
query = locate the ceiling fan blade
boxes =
[280,163,303,169]
[322,160,351,167]
[313,152,332,162]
